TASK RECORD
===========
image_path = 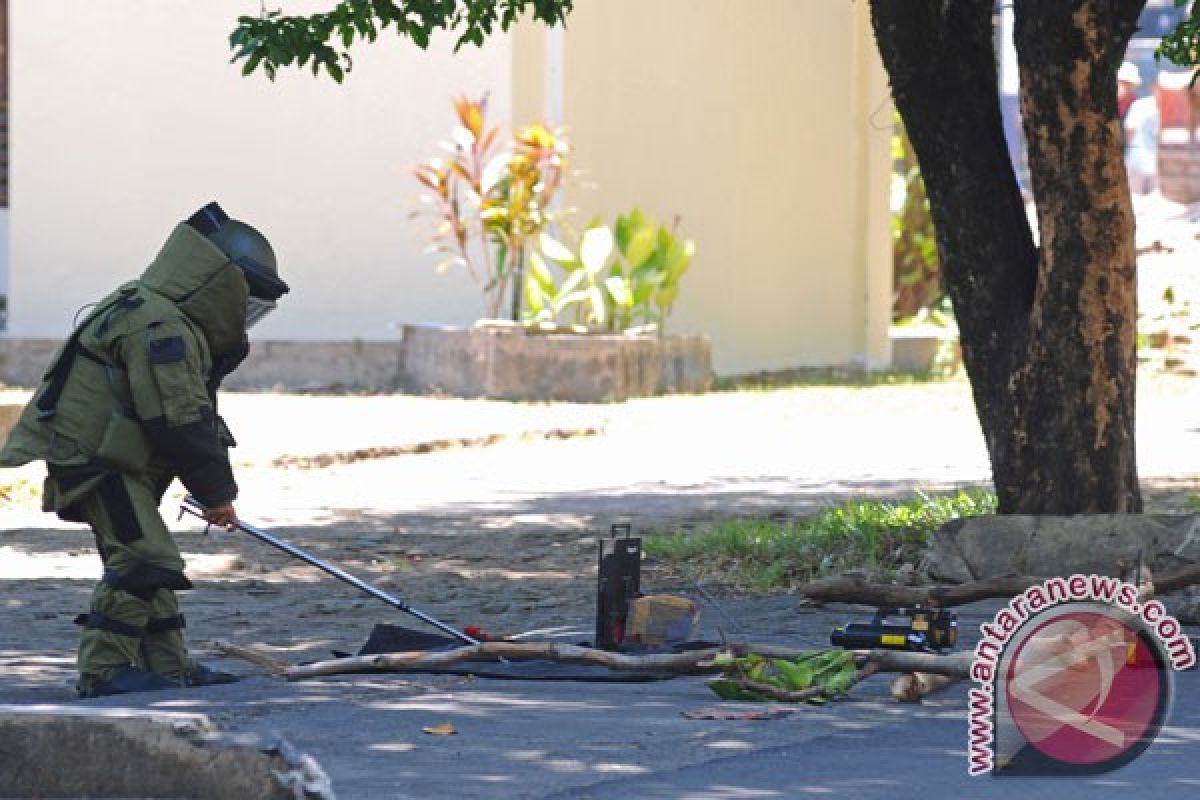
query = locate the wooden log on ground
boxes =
[860,649,974,679]
[285,642,976,683]
[286,642,726,681]
[797,574,1044,608]
[1142,562,1200,597]
[212,640,291,676]
[890,672,961,702]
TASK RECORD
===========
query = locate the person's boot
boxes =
[77,665,181,698]
[181,663,240,687]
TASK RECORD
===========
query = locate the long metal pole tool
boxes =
[180,496,479,645]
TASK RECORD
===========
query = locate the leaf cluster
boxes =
[230,1,574,82]
[526,209,695,333]
[413,95,570,319]
[706,650,858,703]
[1158,1,1200,70]
[891,113,942,322]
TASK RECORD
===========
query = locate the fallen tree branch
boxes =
[859,649,974,679]
[797,574,1043,608]
[212,640,290,676]
[1141,562,1200,598]
[286,641,977,683]
[286,642,725,681]
[890,672,961,702]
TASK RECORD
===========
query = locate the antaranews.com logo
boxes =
[967,574,1195,776]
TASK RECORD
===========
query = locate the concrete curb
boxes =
[0,705,333,799]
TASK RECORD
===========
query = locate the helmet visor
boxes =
[245,296,277,330]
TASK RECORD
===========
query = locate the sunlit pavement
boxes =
[3,382,1200,796]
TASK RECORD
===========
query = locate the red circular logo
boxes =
[1005,610,1166,768]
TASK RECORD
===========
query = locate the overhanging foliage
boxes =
[230,0,574,82]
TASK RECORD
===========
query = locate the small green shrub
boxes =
[525,208,694,333]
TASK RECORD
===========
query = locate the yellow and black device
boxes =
[830,607,958,653]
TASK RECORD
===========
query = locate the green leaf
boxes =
[558,269,586,298]
[614,213,633,255]
[628,207,648,231]
[496,240,510,279]
[524,279,547,314]
[605,275,633,307]
[242,52,265,76]
[664,239,695,281]
[624,225,657,270]
[632,281,656,306]
[580,226,614,277]
[326,61,345,83]
[706,679,764,702]
[558,288,588,313]
[656,285,680,312]
[772,659,814,690]
[540,233,576,264]
[529,252,555,293]
[821,664,858,696]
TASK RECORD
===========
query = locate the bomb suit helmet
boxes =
[187,202,289,328]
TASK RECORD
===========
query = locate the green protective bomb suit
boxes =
[0,203,286,697]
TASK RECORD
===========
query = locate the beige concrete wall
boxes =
[8,1,892,378]
[515,1,893,373]
[8,0,511,340]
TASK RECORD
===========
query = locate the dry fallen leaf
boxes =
[422,722,458,736]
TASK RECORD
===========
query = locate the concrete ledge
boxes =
[0,338,60,388]
[927,514,1200,583]
[888,326,959,372]
[0,705,332,799]
[0,330,713,401]
[398,324,712,402]
[224,338,403,391]
[0,337,402,392]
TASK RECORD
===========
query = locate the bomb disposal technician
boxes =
[0,203,288,697]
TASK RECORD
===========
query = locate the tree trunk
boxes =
[870,0,1145,513]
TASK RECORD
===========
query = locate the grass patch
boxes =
[645,490,997,592]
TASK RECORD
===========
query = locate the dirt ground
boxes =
[3,379,1200,699]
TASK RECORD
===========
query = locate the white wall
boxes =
[10,0,512,339]
[515,1,894,374]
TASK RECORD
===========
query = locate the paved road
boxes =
[8,599,1196,799]
[3,384,1200,797]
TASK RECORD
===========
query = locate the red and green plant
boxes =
[414,95,570,320]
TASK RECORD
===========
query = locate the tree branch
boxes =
[797,573,1044,607]
[285,641,724,681]
[230,0,574,81]
[284,642,976,683]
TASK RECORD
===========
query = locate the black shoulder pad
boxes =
[148,335,187,365]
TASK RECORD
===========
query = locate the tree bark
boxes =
[870,0,1145,513]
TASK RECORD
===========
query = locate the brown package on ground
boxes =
[625,595,700,646]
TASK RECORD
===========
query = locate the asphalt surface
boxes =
[8,599,1196,799]
[3,383,1200,798]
